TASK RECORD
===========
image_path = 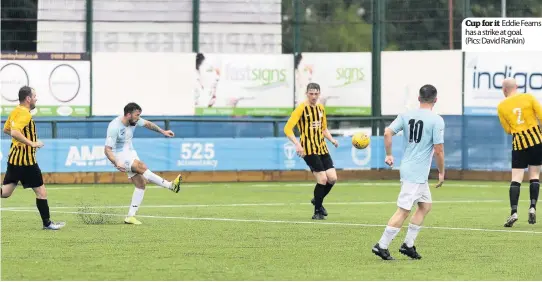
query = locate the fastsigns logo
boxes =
[225,62,288,90]
[331,67,365,88]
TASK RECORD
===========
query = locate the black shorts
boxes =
[512,144,542,169]
[2,163,44,189]
[303,153,334,172]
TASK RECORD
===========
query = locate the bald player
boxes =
[497,78,542,227]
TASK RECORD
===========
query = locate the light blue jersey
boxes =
[388,108,445,184]
[105,116,146,153]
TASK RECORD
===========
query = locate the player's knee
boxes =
[139,162,148,171]
[529,167,541,179]
[1,189,12,198]
[388,207,410,226]
[33,186,47,199]
[316,174,328,185]
[133,161,148,174]
[511,168,525,183]
[317,178,327,185]
[397,207,411,216]
[418,203,432,214]
[327,175,337,185]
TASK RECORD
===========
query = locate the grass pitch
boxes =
[2,180,542,280]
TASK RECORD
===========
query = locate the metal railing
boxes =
[31,116,397,138]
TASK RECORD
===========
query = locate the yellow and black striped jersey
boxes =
[3,106,38,165]
[497,93,542,151]
[284,101,329,155]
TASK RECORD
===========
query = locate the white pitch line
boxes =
[4,209,542,235]
[0,199,504,211]
[250,183,496,188]
[42,182,504,190]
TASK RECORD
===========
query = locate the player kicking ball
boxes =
[371,84,445,260]
[104,102,182,225]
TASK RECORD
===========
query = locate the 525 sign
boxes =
[180,143,215,160]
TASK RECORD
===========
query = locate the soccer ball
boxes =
[352,132,370,149]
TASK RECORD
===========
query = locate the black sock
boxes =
[36,199,51,226]
[323,182,335,198]
[530,179,540,209]
[313,183,326,210]
[510,181,521,215]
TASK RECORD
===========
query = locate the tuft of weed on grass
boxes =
[76,202,117,225]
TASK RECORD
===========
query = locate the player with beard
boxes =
[1,86,66,230]
[104,102,182,225]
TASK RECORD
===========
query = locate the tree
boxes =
[1,0,38,52]
[283,0,542,52]
[282,0,375,52]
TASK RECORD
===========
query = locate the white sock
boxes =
[127,188,145,217]
[404,223,422,248]
[378,226,401,249]
[142,169,172,189]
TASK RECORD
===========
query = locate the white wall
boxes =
[381,50,463,115]
[91,50,466,116]
[92,52,195,115]
[37,0,282,53]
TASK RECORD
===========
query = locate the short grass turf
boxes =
[1,180,541,280]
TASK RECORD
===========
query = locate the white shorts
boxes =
[115,150,140,178]
[396,181,432,210]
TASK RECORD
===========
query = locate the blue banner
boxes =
[0,135,510,173]
[0,137,409,173]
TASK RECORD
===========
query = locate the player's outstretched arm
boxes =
[143,120,174,137]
